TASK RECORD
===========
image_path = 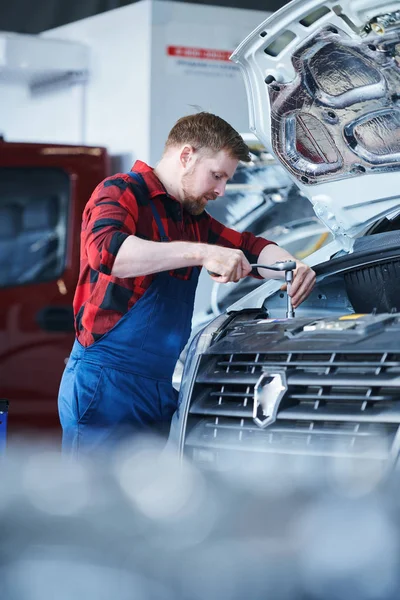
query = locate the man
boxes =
[58,112,316,455]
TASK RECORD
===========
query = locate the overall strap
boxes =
[127,171,169,242]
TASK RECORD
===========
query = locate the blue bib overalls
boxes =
[58,172,199,455]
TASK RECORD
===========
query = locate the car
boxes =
[170,0,400,470]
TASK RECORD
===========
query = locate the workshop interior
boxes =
[1,0,400,598]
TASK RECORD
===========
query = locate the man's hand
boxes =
[202,246,252,283]
[257,244,316,309]
[282,261,316,308]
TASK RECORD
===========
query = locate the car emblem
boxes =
[253,370,287,428]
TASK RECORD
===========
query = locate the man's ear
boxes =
[179,145,195,169]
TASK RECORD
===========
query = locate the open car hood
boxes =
[231,0,400,250]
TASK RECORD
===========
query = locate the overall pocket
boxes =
[142,293,191,358]
[76,361,104,424]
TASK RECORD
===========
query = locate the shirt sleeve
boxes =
[203,213,277,279]
[82,176,139,275]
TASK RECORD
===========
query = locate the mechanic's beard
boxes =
[181,169,208,216]
[181,193,206,216]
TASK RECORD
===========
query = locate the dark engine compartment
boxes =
[316,230,400,314]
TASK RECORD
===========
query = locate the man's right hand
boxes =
[201,245,252,283]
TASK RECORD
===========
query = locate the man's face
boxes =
[181,149,239,216]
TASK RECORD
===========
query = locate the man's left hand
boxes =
[281,261,316,309]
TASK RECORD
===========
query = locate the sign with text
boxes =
[166,45,239,78]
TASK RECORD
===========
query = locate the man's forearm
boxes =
[111,235,207,278]
[256,244,296,279]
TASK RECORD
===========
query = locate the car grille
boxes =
[184,351,400,465]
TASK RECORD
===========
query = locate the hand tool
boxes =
[208,260,297,318]
[252,260,296,318]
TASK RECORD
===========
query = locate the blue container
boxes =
[0,400,9,453]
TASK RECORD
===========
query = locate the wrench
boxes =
[207,260,297,318]
[251,261,296,319]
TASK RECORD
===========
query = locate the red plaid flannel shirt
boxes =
[74,160,276,346]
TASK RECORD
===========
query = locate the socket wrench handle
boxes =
[249,260,296,272]
[208,260,297,277]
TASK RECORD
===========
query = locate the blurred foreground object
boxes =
[1,437,400,599]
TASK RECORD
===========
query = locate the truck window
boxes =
[0,168,70,287]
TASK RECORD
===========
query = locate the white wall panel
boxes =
[149,1,270,163]
[0,82,82,144]
[1,1,269,165]
[42,1,152,162]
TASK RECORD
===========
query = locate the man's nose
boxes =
[214,181,227,197]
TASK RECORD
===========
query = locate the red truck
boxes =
[0,139,110,439]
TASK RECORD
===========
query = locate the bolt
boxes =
[371,22,385,35]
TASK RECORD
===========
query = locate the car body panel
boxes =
[231,0,400,246]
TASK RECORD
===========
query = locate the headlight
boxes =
[169,313,231,454]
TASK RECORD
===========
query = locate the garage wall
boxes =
[0,0,270,165]
[0,1,152,163]
[149,1,270,163]
[0,0,285,35]
[0,81,84,146]
[41,0,153,161]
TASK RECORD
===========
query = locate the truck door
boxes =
[0,143,109,438]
